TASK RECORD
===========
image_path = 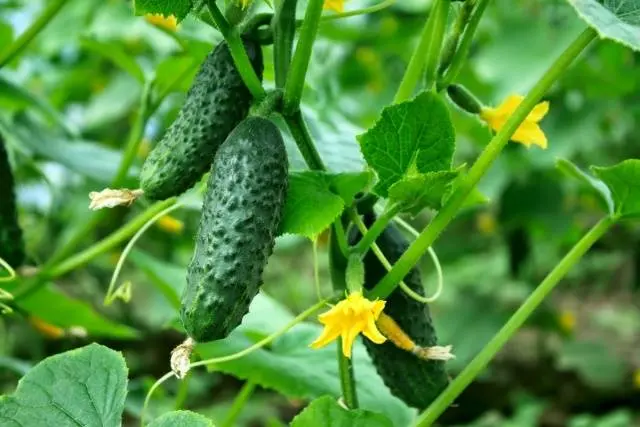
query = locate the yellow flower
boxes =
[144,13,178,32]
[634,369,640,389]
[310,291,386,358]
[480,95,549,149]
[559,310,576,333]
[324,0,344,13]
[156,215,184,234]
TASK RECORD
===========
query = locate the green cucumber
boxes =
[180,117,288,342]
[0,133,25,268]
[349,213,449,409]
[140,38,263,200]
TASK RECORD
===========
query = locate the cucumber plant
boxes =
[2,1,640,427]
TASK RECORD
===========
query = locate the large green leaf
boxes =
[0,344,127,427]
[280,171,372,239]
[197,295,415,427]
[567,0,640,51]
[133,0,193,21]
[591,159,640,219]
[1,282,138,339]
[291,396,393,427]
[358,91,455,197]
[388,170,459,215]
[148,410,215,427]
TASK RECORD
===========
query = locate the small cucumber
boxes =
[0,133,25,268]
[349,213,449,409]
[140,38,263,200]
[180,117,288,342]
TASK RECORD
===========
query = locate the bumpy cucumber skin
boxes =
[140,39,264,200]
[181,117,288,342]
[0,134,25,268]
[349,214,449,409]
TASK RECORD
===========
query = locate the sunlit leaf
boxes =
[291,396,393,427]
[591,159,640,219]
[567,0,640,51]
[148,410,215,426]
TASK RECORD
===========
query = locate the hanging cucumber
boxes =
[349,213,449,409]
[180,117,288,342]
[0,133,25,268]
[140,38,264,200]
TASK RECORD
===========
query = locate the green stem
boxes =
[13,199,177,301]
[283,0,324,113]
[438,0,475,74]
[273,0,298,88]
[332,216,349,257]
[205,0,266,99]
[321,0,396,21]
[221,381,256,427]
[0,0,70,68]
[414,216,614,426]
[394,0,449,102]
[337,338,359,409]
[173,371,191,410]
[282,110,326,171]
[112,81,152,187]
[352,204,400,255]
[437,0,490,91]
[370,27,597,300]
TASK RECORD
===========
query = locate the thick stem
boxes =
[273,0,298,88]
[337,339,359,408]
[221,381,257,427]
[394,0,449,103]
[370,27,597,300]
[283,0,324,113]
[206,0,265,99]
[437,0,490,91]
[0,0,70,68]
[414,217,614,426]
[282,110,326,171]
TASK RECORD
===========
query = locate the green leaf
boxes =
[1,282,139,339]
[388,170,459,215]
[567,0,640,51]
[280,171,372,239]
[358,91,455,197]
[0,344,127,427]
[291,396,393,427]
[128,249,185,309]
[556,340,626,389]
[591,159,640,219]
[133,0,193,21]
[197,297,415,427]
[80,38,145,83]
[556,158,614,214]
[148,410,215,427]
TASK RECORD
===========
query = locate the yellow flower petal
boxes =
[480,94,549,150]
[324,0,344,13]
[156,215,184,234]
[309,291,388,358]
[144,13,178,32]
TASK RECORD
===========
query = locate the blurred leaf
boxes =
[567,0,640,51]
[0,75,75,136]
[0,344,127,426]
[556,340,626,389]
[134,0,193,21]
[291,396,393,427]
[280,171,372,239]
[2,282,139,339]
[556,158,614,214]
[592,159,640,219]
[358,91,455,197]
[128,249,185,309]
[80,38,146,83]
[5,117,137,183]
[0,20,12,50]
[82,73,141,131]
[388,170,459,215]
[148,410,215,426]
[569,410,634,427]
[154,54,202,97]
[0,357,31,376]
[197,295,415,427]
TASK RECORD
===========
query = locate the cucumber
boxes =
[140,38,264,200]
[349,213,449,409]
[0,133,25,268]
[180,117,288,342]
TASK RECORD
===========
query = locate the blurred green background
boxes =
[1,0,639,426]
